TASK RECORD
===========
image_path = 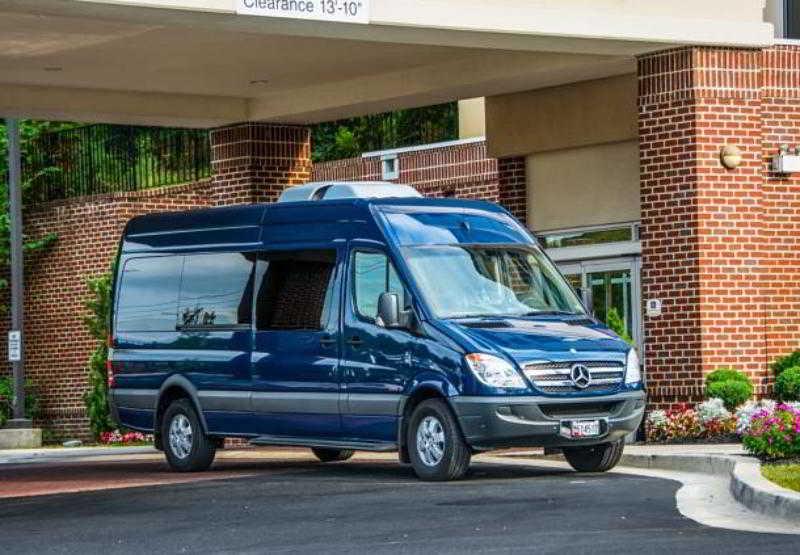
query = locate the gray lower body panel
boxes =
[452,390,646,450]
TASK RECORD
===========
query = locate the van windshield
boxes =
[403,245,585,319]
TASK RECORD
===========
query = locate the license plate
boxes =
[564,419,601,438]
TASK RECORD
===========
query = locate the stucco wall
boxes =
[526,140,640,232]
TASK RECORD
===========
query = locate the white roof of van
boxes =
[277,181,422,203]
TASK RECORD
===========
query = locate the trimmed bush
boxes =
[705,367,753,410]
[0,377,40,427]
[775,366,800,402]
[771,350,800,378]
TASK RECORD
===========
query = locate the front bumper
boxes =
[452,390,646,450]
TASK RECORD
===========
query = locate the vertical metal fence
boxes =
[24,125,211,203]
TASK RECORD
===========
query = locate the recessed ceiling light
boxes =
[44,67,63,72]
[249,79,269,85]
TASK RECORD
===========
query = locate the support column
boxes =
[209,123,311,206]
[497,156,527,224]
[638,47,766,408]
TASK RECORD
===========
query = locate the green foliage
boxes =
[605,307,634,345]
[775,366,800,402]
[0,377,40,428]
[0,120,64,309]
[705,367,753,410]
[312,103,458,162]
[83,268,116,439]
[771,350,800,378]
[762,464,800,492]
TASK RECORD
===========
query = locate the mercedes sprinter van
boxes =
[109,181,645,481]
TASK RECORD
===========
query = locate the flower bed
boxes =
[740,403,800,460]
[98,430,152,446]
[646,399,737,444]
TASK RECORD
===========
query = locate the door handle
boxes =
[346,336,364,347]
[320,335,336,347]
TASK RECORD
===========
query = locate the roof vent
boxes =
[278,181,421,203]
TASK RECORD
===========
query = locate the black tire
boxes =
[563,440,624,473]
[407,399,471,481]
[161,398,216,472]
[312,448,354,462]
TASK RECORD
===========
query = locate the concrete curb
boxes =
[0,445,157,465]
[620,452,800,521]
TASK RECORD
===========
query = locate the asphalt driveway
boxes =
[1,454,798,554]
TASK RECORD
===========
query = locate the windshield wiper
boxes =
[520,310,581,317]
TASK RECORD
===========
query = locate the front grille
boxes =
[523,361,624,395]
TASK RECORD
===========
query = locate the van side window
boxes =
[256,250,337,331]
[353,251,404,320]
[178,253,255,329]
[117,256,182,332]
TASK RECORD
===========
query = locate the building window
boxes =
[788,0,800,39]
[539,224,636,249]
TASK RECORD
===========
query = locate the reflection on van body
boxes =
[109,183,645,480]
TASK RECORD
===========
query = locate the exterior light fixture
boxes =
[719,145,743,169]
[773,145,800,174]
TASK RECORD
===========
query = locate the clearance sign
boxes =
[236,0,370,24]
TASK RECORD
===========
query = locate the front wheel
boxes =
[563,440,624,472]
[407,399,471,481]
[162,398,216,472]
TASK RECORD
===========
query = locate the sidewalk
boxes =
[0,445,158,465]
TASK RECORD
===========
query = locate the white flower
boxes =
[696,398,730,423]
[735,399,777,434]
[647,410,667,428]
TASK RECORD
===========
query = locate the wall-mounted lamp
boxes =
[773,145,800,174]
[719,145,743,169]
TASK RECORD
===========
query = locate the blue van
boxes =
[109,182,645,481]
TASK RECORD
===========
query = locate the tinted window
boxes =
[256,250,337,331]
[116,256,182,332]
[178,253,255,329]
[353,251,404,320]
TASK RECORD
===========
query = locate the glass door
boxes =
[558,258,642,352]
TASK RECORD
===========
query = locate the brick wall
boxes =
[0,181,213,439]
[210,123,311,205]
[312,140,527,217]
[639,45,800,408]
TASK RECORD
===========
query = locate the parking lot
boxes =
[1,449,798,554]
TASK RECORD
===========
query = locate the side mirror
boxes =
[377,292,402,328]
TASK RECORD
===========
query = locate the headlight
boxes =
[625,349,641,384]
[465,353,527,389]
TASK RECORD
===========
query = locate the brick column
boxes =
[497,156,527,224]
[209,123,311,206]
[638,47,766,408]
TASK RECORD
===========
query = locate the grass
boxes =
[762,464,800,492]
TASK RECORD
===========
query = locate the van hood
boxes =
[444,317,630,365]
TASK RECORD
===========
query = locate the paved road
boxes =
[1,455,798,554]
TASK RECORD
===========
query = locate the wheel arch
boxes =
[397,379,462,463]
[154,376,208,450]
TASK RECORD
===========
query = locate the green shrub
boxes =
[775,366,800,402]
[605,307,634,346]
[83,269,116,439]
[771,350,800,378]
[0,377,40,427]
[705,367,753,410]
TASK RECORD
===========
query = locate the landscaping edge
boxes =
[619,453,800,521]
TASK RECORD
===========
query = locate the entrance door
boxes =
[559,257,642,351]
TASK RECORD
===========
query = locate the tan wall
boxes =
[458,98,486,139]
[527,140,640,232]
[485,74,637,158]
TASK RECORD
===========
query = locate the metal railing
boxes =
[24,125,212,203]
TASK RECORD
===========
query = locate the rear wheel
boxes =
[312,448,354,462]
[563,440,624,472]
[162,398,216,472]
[407,399,471,481]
